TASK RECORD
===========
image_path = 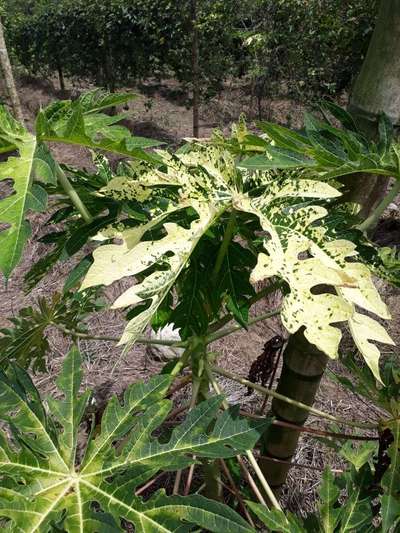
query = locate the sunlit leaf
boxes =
[0,348,264,532]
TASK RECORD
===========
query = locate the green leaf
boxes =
[63,255,94,292]
[47,346,90,468]
[336,466,373,533]
[246,502,305,532]
[381,420,400,532]
[0,348,263,532]
[0,290,102,371]
[0,106,47,277]
[247,464,374,532]
[241,106,400,181]
[240,147,315,170]
[320,101,358,132]
[319,469,341,533]
[36,90,163,162]
[340,441,377,471]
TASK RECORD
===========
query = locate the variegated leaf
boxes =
[81,142,393,377]
[0,348,264,532]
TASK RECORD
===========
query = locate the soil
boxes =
[1,76,399,517]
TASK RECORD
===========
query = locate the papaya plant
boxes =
[0,91,399,529]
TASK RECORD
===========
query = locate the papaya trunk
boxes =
[345,0,400,218]
[259,333,327,490]
[199,369,222,500]
[259,0,400,490]
[0,17,24,123]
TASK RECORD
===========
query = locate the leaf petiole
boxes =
[211,364,379,430]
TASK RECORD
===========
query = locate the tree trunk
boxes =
[259,333,327,490]
[191,0,200,137]
[0,17,24,123]
[56,59,65,92]
[103,35,115,94]
[259,0,400,491]
[349,0,400,129]
[345,0,400,218]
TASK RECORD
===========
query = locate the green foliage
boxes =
[248,445,378,532]
[36,89,162,160]
[3,0,376,101]
[241,103,400,181]
[0,106,53,278]
[79,137,393,380]
[0,90,160,281]
[0,290,103,371]
[4,0,241,98]
[0,347,264,531]
[239,0,377,100]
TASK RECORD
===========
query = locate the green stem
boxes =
[169,343,194,378]
[246,450,282,511]
[206,308,280,344]
[56,164,93,223]
[173,378,200,495]
[207,281,282,334]
[211,365,378,430]
[206,365,281,511]
[358,179,400,232]
[51,322,187,348]
[211,212,236,283]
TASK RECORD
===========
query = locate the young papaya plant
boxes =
[1,91,399,528]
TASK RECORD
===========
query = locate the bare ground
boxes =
[1,77,399,516]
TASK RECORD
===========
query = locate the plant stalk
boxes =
[174,378,200,495]
[358,179,400,232]
[219,459,255,527]
[211,364,378,430]
[206,365,281,511]
[211,211,236,283]
[206,308,281,344]
[55,164,93,223]
[239,411,378,441]
[52,322,187,348]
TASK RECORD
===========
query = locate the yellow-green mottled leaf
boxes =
[0,348,261,532]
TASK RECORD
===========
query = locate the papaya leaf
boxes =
[81,146,234,347]
[0,106,54,278]
[340,441,377,471]
[36,89,163,162]
[0,290,103,371]
[239,107,400,181]
[246,502,306,532]
[81,142,394,377]
[248,463,374,533]
[0,347,265,532]
[236,191,393,382]
[319,469,341,532]
[380,420,400,532]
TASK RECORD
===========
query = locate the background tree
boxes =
[0,16,23,122]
